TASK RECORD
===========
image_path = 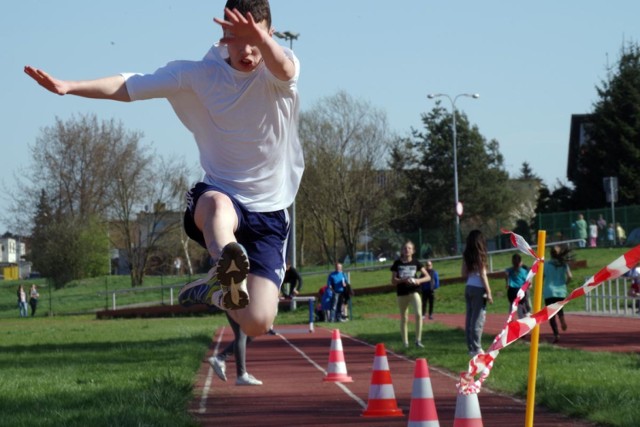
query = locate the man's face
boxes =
[402,244,414,256]
[224,20,271,72]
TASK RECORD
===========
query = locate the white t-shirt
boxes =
[122,44,304,212]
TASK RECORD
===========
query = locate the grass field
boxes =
[1,246,639,426]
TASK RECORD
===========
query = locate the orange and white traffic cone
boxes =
[362,343,404,417]
[453,392,483,427]
[323,329,353,382]
[407,358,439,427]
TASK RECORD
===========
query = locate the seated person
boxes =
[628,264,640,312]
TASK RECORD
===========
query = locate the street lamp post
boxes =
[274,30,300,267]
[273,31,299,50]
[427,92,480,254]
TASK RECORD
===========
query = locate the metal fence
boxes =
[535,205,640,245]
[584,277,640,317]
[97,283,183,311]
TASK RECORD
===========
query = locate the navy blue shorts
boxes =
[184,182,289,287]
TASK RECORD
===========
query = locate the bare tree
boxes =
[6,114,141,234]
[298,91,393,264]
[7,114,194,287]
[108,154,191,287]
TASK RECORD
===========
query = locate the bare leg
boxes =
[227,276,280,337]
[192,191,281,337]
[193,191,238,259]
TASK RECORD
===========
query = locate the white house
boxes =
[0,236,25,263]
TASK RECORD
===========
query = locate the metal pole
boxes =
[452,100,461,254]
[427,93,479,254]
[275,30,299,268]
[291,203,297,268]
[290,32,297,268]
[610,178,616,245]
[525,230,547,427]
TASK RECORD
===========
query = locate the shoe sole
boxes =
[217,242,250,310]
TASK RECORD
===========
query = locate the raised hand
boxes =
[24,66,69,95]
[214,7,268,47]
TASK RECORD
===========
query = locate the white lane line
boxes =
[278,333,367,408]
[198,326,226,414]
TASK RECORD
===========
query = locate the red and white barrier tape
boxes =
[457,231,640,395]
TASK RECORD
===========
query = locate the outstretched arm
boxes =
[214,8,296,81]
[24,66,131,102]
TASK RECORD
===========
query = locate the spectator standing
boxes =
[626,263,640,313]
[505,254,531,319]
[327,263,349,322]
[462,230,493,357]
[596,214,607,244]
[391,241,430,349]
[17,286,28,318]
[341,282,354,321]
[29,284,40,317]
[616,223,626,246]
[543,245,572,344]
[173,257,182,275]
[588,219,598,248]
[421,260,439,320]
[318,285,333,322]
[574,214,587,248]
[607,223,616,247]
[281,264,303,299]
[209,313,263,386]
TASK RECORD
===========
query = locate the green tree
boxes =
[571,42,640,207]
[11,114,190,287]
[518,161,539,180]
[535,180,574,213]
[391,103,514,252]
[31,190,108,288]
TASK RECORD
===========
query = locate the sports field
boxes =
[192,323,601,426]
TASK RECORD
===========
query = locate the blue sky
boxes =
[2,1,639,232]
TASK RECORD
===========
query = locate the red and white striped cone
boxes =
[453,392,483,427]
[362,343,404,417]
[323,329,353,382]
[407,358,439,427]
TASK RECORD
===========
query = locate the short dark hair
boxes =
[225,0,272,28]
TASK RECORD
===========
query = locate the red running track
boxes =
[190,324,598,427]
[431,312,640,354]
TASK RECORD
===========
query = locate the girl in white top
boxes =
[461,230,493,356]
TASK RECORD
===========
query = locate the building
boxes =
[0,235,31,279]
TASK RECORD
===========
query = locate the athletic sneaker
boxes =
[236,373,263,386]
[178,242,250,310]
[209,356,227,382]
[415,341,425,349]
